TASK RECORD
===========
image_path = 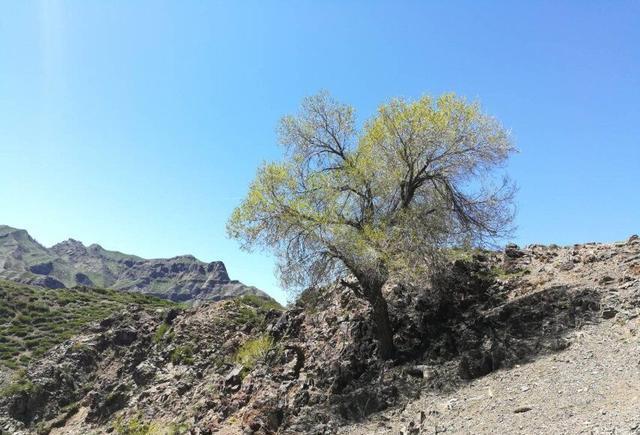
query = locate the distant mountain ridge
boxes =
[0,225,270,302]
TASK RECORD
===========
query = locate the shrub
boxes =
[113,416,157,435]
[295,287,323,314]
[153,323,171,344]
[0,369,40,398]
[113,415,190,435]
[169,344,194,365]
[237,295,283,312]
[234,335,274,369]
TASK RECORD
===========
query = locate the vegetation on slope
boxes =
[0,279,176,371]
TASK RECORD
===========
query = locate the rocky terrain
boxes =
[1,236,639,434]
[0,280,176,374]
[0,225,268,302]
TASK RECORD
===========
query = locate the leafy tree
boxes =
[227,92,515,358]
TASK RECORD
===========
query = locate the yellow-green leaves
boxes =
[227,91,515,293]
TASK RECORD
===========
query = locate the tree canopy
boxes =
[228,91,515,358]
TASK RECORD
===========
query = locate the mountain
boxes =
[0,236,638,434]
[0,225,269,302]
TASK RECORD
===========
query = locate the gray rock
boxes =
[36,276,65,289]
[602,306,618,319]
[74,272,94,286]
[225,366,244,388]
[504,243,525,259]
[559,262,575,271]
[599,275,615,285]
[133,361,156,386]
[113,327,137,346]
[29,262,53,275]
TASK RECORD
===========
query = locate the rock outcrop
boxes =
[0,225,268,302]
[1,236,639,434]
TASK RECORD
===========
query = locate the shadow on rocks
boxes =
[388,257,601,387]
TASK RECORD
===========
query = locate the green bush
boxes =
[296,287,323,314]
[113,416,157,435]
[113,415,191,435]
[0,369,41,398]
[234,335,274,369]
[153,323,171,344]
[237,295,283,312]
[169,344,194,365]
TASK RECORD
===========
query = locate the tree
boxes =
[227,92,515,359]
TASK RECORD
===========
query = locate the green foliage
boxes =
[234,304,261,326]
[113,415,190,435]
[234,335,274,369]
[446,247,485,262]
[295,287,323,314]
[237,294,284,312]
[113,415,157,435]
[225,296,284,329]
[490,266,529,280]
[166,422,191,434]
[169,344,194,365]
[153,322,172,344]
[227,92,516,294]
[0,279,177,371]
[0,369,40,398]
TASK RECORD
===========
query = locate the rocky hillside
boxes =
[0,236,639,434]
[0,280,177,375]
[0,225,268,302]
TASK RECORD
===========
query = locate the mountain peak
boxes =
[0,224,271,303]
[52,238,85,248]
[50,238,88,257]
[0,225,28,238]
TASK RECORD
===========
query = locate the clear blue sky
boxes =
[1,1,638,303]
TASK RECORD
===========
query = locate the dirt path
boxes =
[341,317,640,434]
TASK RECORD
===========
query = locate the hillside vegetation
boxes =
[0,280,176,372]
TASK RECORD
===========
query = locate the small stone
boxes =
[602,307,618,319]
[599,276,615,285]
[504,243,525,259]
[514,406,533,413]
[225,365,244,388]
[112,327,137,346]
[559,262,575,271]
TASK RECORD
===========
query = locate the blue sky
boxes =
[1,1,638,303]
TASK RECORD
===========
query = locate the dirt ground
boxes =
[342,312,640,435]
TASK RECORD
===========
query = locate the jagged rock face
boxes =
[0,236,638,434]
[0,225,268,302]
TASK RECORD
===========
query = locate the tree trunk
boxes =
[370,292,395,359]
[345,264,396,359]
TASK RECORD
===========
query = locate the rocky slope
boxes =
[0,279,177,374]
[343,237,640,435]
[0,236,639,434]
[0,225,268,302]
